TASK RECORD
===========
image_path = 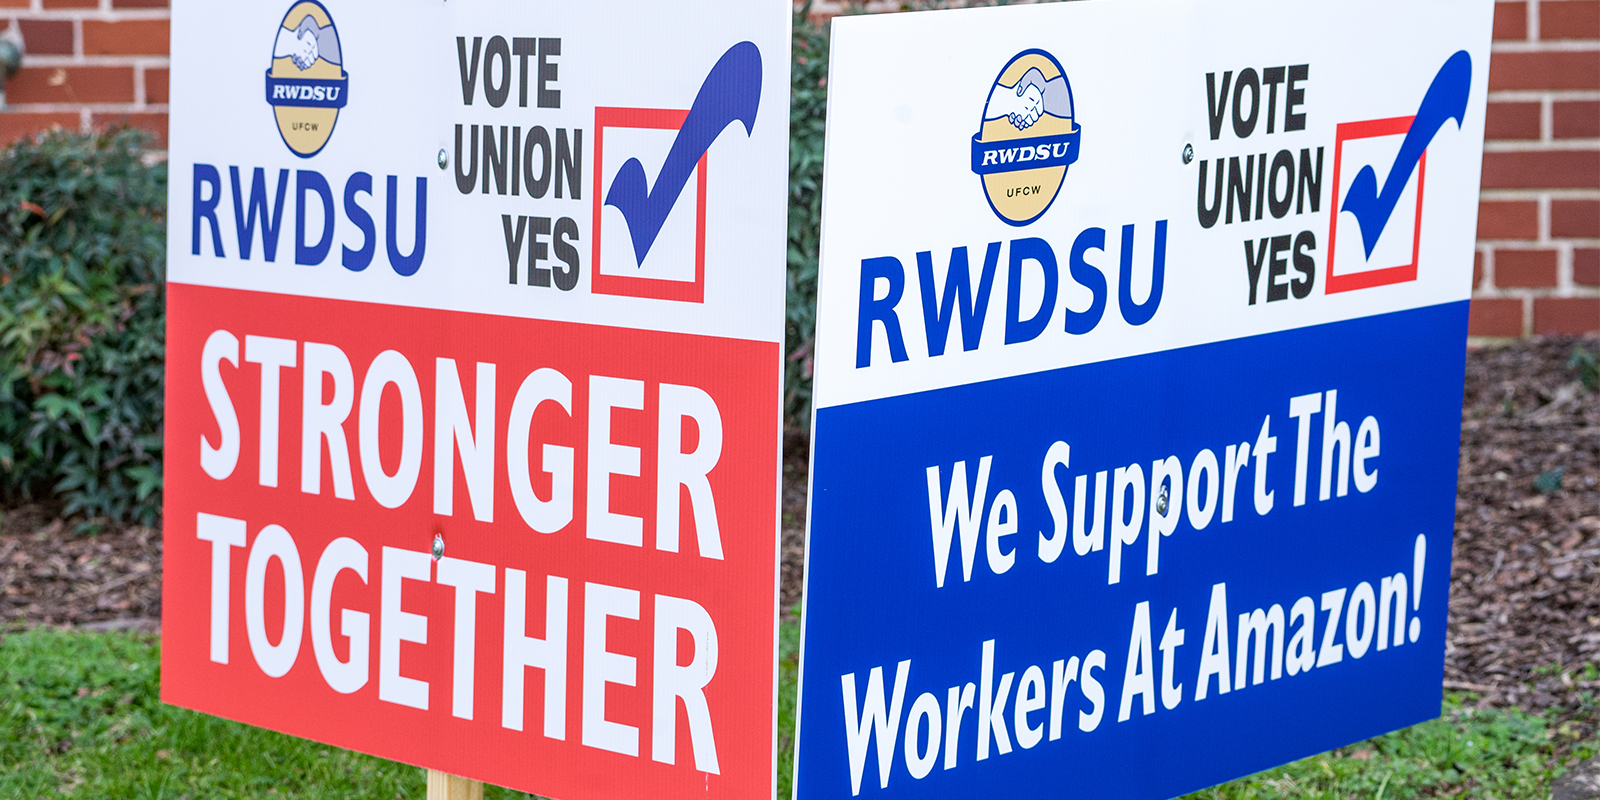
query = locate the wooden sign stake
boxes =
[426,769,484,800]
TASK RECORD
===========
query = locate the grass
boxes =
[0,629,426,799]
[0,625,804,799]
[1180,698,1593,799]
[0,625,1590,799]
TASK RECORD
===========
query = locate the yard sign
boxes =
[795,1,1492,797]
[161,2,790,797]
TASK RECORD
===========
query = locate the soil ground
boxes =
[1451,335,1600,734]
[4,335,1597,736]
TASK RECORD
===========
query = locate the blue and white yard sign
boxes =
[794,1,1493,796]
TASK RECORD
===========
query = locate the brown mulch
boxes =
[3,336,1598,728]
[780,429,810,618]
[0,503,161,631]
[1449,334,1600,726]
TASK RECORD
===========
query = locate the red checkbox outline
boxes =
[1325,115,1428,294]
[590,107,708,304]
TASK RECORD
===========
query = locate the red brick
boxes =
[1541,0,1600,39]
[1481,149,1600,189]
[17,19,74,56]
[1575,248,1600,285]
[0,112,80,144]
[1490,50,1600,91]
[1533,297,1600,334]
[1478,199,1541,238]
[82,19,170,56]
[1485,101,1542,140]
[1554,101,1600,139]
[5,67,136,104]
[1475,251,1485,288]
[41,0,97,7]
[113,0,169,6]
[1495,249,1561,286]
[144,67,169,104]
[91,111,166,147]
[0,0,31,8]
[1469,297,1525,336]
[1551,199,1600,238]
[1495,1,1529,39]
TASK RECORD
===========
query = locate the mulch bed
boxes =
[4,336,1597,731]
[0,504,160,631]
[1450,335,1599,730]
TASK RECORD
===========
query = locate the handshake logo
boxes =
[971,49,1081,226]
[264,0,349,158]
[275,25,322,71]
[988,71,1049,130]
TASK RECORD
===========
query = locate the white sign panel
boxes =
[163,2,790,798]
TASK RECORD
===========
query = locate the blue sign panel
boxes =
[799,302,1464,797]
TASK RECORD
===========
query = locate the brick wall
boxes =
[0,0,1594,335]
[0,0,168,146]
[1472,0,1600,337]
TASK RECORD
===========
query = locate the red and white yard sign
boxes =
[161,2,790,797]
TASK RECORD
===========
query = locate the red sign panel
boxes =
[162,283,779,799]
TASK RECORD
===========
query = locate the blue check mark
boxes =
[1341,50,1472,259]
[604,41,762,266]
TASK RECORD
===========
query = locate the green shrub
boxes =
[0,129,166,526]
[786,10,829,431]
